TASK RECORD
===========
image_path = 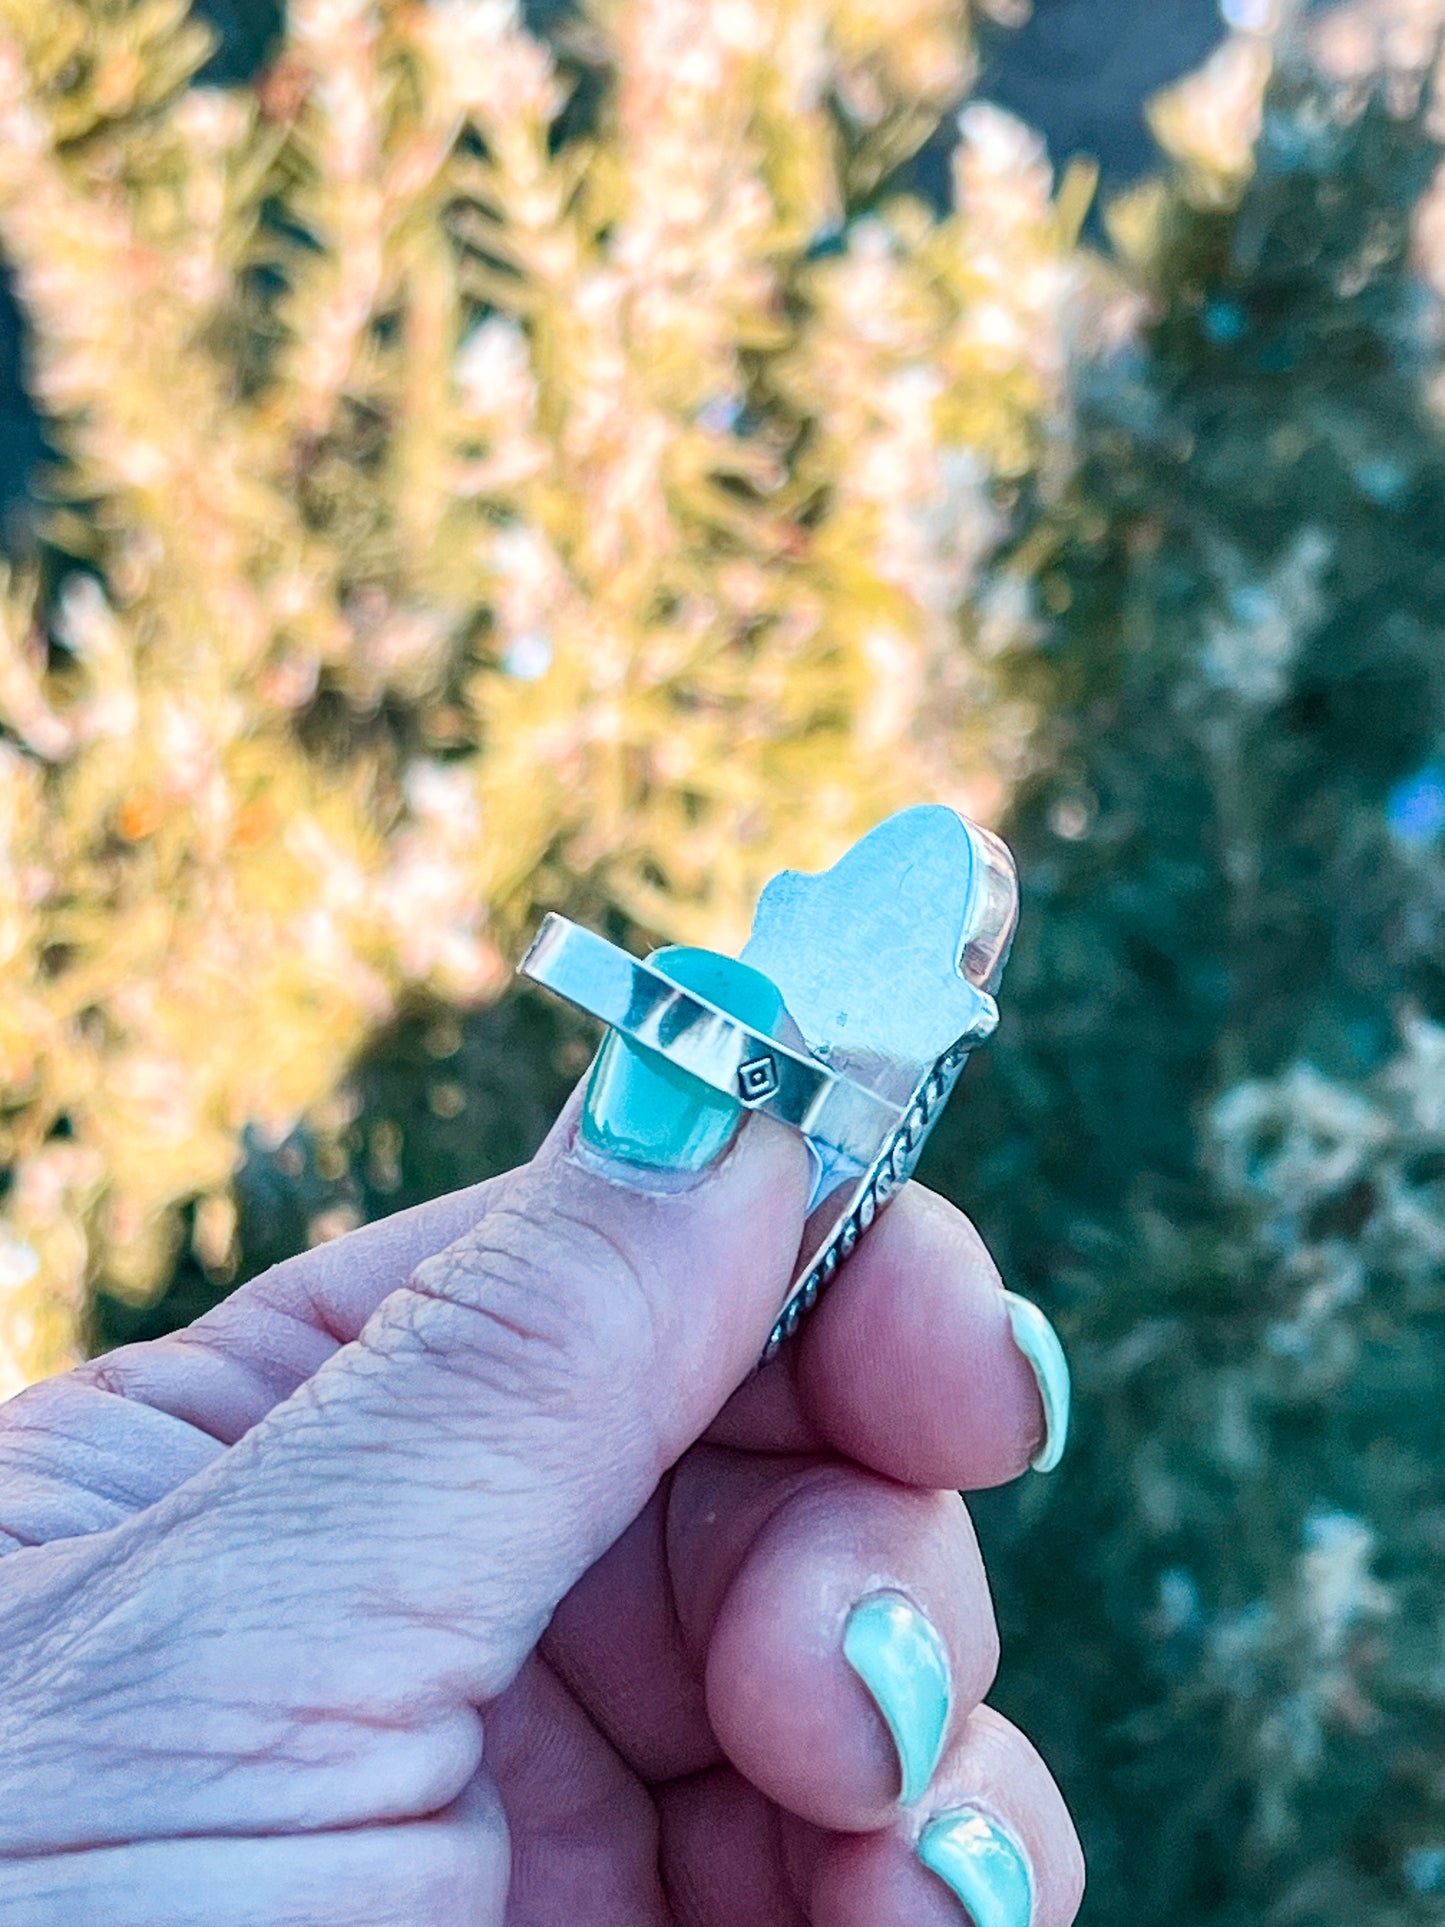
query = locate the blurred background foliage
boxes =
[3,1,1445,1923]
[0,0,1086,1380]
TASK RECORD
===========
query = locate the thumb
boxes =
[266,943,810,1682]
[1,955,810,1850]
[250,1073,810,1684]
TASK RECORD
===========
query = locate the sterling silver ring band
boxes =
[519,914,903,1167]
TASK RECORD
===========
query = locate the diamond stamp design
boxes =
[737,1053,780,1103]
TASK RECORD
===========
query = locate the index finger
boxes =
[62,1180,498,1443]
[0,1180,500,1547]
[22,1119,1053,1497]
[708,1182,1058,1491]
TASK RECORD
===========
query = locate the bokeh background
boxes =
[3,0,1445,1919]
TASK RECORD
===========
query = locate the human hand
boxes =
[0,1060,1081,1925]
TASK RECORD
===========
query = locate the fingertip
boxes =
[809,1707,1085,1927]
[798,1186,1046,1491]
[701,1470,996,1833]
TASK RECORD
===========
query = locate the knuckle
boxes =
[379,1186,665,1442]
[70,1351,131,1400]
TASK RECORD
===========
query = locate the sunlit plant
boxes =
[0,0,1084,1390]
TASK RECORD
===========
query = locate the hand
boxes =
[0,1084,1082,1926]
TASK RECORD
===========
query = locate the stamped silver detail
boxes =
[737,1054,780,1103]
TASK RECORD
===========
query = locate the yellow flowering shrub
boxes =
[0,0,1086,1393]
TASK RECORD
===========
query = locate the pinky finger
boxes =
[809,1706,1084,1927]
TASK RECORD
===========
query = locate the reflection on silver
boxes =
[518,917,903,1163]
[518,805,1018,1361]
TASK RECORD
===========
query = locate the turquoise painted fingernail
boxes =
[842,1590,951,1807]
[581,946,786,1173]
[1003,1291,1071,1474]
[917,1807,1034,1927]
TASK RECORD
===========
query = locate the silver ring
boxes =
[517,806,1018,1361]
[519,915,904,1167]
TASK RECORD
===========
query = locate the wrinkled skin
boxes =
[0,1095,1084,1925]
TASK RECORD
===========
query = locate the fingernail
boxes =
[1003,1291,1071,1474]
[842,1590,951,1807]
[581,946,786,1173]
[917,1807,1034,1927]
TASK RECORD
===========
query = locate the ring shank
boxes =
[518,916,903,1167]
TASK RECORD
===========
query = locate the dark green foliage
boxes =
[922,58,1445,1926]
[94,988,590,1347]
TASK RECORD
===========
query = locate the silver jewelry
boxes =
[518,805,1017,1360]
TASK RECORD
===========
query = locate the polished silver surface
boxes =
[741,806,1005,1104]
[743,806,1017,1357]
[519,916,903,1164]
[517,805,1018,1362]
